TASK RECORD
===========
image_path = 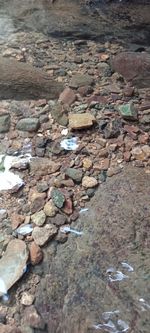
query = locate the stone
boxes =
[62,198,73,215]
[30,192,46,214]
[82,158,93,170]
[23,306,45,330]
[59,87,76,106]
[0,239,28,295]
[140,114,150,124]
[51,188,65,209]
[31,210,46,226]
[44,200,57,217]
[29,241,43,265]
[99,158,110,170]
[36,181,49,193]
[82,176,98,188]
[111,52,150,88]
[65,167,83,183]
[32,225,57,246]
[69,113,96,130]
[30,158,60,176]
[97,62,111,77]
[50,102,68,126]
[118,103,138,120]
[104,119,121,139]
[69,74,94,88]
[0,114,10,133]
[0,325,21,333]
[123,86,134,97]
[11,213,25,230]
[16,118,40,132]
[21,292,35,306]
[131,146,146,160]
[0,209,7,222]
[51,214,67,226]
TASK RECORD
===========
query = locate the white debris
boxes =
[61,128,69,136]
[79,208,89,213]
[102,310,120,320]
[117,319,129,332]
[60,226,83,236]
[60,137,78,150]
[16,224,33,236]
[121,262,134,272]
[0,278,9,302]
[93,319,129,333]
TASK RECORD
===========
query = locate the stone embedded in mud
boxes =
[69,74,94,89]
[31,210,46,226]
[59,87,76,106]
[23,305,45,330]
[16,118,40,132]
[0,114,10,133]
[82,176,98,188]
[69,113,96,130]
[0,239,28,296]
[44,200,57,217]
[29,241,43,265]
[30,157,60,176]
[65,167,83,183]
[111,52,150,88]
[51,188,65,209]
[32,224,57,246]
[118,103,138,120]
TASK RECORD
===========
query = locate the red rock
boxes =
[11,213,25,230]
[59,87,76,106]
[123,151,131,162]
[123,86,134,97]
[77,85,93,97]
[87,94,107,105]
[62,198,73,215]
[29,241,43,265]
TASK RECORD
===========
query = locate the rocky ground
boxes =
[0,25,150,332]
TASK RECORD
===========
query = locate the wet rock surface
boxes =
[35,166,150,332]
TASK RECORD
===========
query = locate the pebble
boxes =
[59,87,76,106]
[44,200,57,217]
[21,292,35,306]
[69,113,96,130]
[31,210,46,226]
[118,102,138,120]
[51,188,66,208]
[69,74,94,88]
[16,118,40,132]
[82,176,98,188]
[29,241,43,265]
[32,224,57,246]
[0,113,11,133]
[30,192,46,214]
[65,167,83,183]
[82,158,93,170]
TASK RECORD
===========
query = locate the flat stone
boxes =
[16,118,40,132]
[59,87,76,106]
[31,210,46,226]
[65,167,83,183]
[118,103,138,120]
[51,188,65,208]
[69,113,96,130]
[21,292,35,306]
[0,239,28,295]
[32,224,57,246]
[44,200,57,217]
[69,74,94,88]
[0,114,10,133]
[29,241,43,265]
[82,176,98,188]
[30,157,60,176]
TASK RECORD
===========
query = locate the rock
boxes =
[21,292,35,306]
[82,158,93,170]
[44,200,57,217]
[118,103,138,120]
[69,113,96,130]
[0,239,28,295]
[50,102,68,126]
[0,324,21,333]
[132,145,150,160]
[97,62,111,77]
[30,158,60,176]
[59,87,76,106]
[36,181,49,193]
[104,119,121,139]
[0,209,7,222]
[82,176,98,188]
[123,86,134,97]
[0,114,10,133]
[111,52,150,88]
[32,225,57,246]
[31,210,46,226]
[62,198,73,215]
[65,167,83,183]
[107,166,122,177]
[11,213,25,230]
[140,114,150,124]
[99,158,110,170]
[30,192,46,214]
[51,214,67,226]
[51,188,65,209]
[16,118,40,132]
[29,241,43,265]
[69,74,94,88]
[23,306,45,330]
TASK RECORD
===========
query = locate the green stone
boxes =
[16,118,40,132]
[0,114,10,133]
[65,167,83,183]
[51,189,65,209]
[118,103,138,120]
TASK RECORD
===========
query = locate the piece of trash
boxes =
[0,155,26,191]
[79,208,89,213]
[60,226,83,236]
[16,224,33,236]
[61,128,69,136]
[139,298,150,311]
[117,319,129,332]
[93,318,129,333]
[102,310,120,320]
[106,267,115,274]
[0,278,9,302]
[60,137,79,151]
[121,262,134,272]
[108,270,129,282]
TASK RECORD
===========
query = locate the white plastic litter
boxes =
[117,319,129,332]
[61,128,69,136]
[60,226,83,236]
[121,262,134,272]
[60,137,78,150]
[16,224,33,236]
[102,310,120,320]
[0,278,9,301]
[139,298,150,311]
[108,270,129,282]
[79,208,89,213]
[93,319,129,333]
